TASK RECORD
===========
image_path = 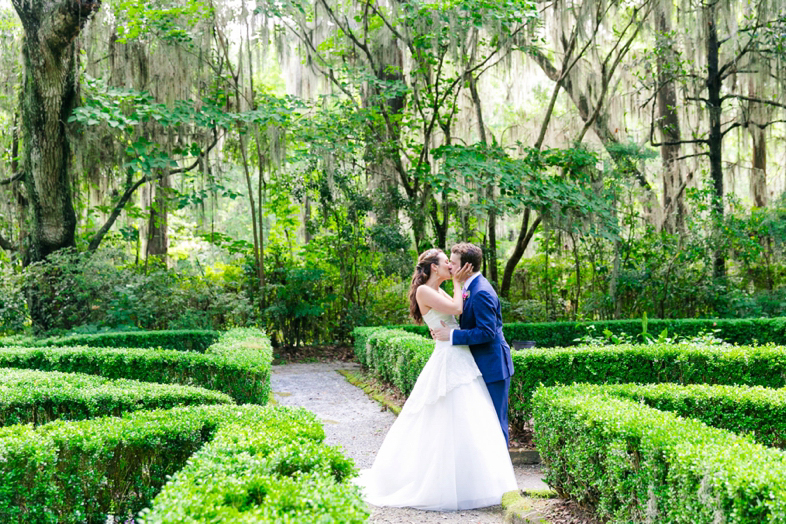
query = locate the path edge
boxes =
[337,369,402,415]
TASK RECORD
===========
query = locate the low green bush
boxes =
[0,368,233,426]
[0,404,366,523]
[509,342,786,427]
[389,316,786,347]
[354,329,786,433]
[533,386,786,523]
[353,327,432,395]
[554,382,786,448]
[39,330,220,352]
[0,327,272,404]
[139,407,368,523]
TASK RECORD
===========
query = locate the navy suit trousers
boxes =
[485,377,510,447]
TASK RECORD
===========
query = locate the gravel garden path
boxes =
[271,361,549,524]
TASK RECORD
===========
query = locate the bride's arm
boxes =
[416,281,464,316]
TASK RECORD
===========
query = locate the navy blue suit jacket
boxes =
[452,274,514,383]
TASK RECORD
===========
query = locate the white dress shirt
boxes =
[450,272,481,345]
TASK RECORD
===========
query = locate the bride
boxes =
[355,248,518,511]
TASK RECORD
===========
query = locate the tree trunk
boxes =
[500,209,541,298]
[655,1,685,233]
[14,0,100,261]
[468,71,497,285]
[706,9,725,278]
[748,78,768,208]
[750,128,767,208]
[146,172,169,259]
[13,0,101,331]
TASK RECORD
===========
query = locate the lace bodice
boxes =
[423,309,459,330]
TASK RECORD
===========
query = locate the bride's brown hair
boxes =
[408,248,444,324]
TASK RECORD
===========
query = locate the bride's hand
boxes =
[452,262,473,286]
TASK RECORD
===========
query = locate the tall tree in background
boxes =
[653,0,686,233]
[656,0,786,277]
[280,0,538,250]
[12,0,101,263]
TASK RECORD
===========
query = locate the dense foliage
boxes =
[534,386,786,523]
[0,404,365,524]
[0,368,233,426]
[353,327,786,427]
[0,329,366,523]
[569,382,786,448]
[0,328,273,404]
[0,0,785,341]
[395,315,786,347]
[139,407,367,523]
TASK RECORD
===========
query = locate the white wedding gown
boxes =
[355,309,518,511]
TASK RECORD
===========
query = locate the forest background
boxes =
[0,0,785,347]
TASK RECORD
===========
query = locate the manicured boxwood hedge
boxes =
[533,385,786,523]
[0,328,272,404]
[0,368,233,426]
[0,330,220,352]
[551,382,786,449]
[389,316,786,348]
[352,327,432,395]
[0,404,366,524]
[508,342,786,427]
[354,328,786,430]
[139,407,368,523]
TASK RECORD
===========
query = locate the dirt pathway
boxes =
[271,361,548,524]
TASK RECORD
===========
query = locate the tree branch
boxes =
[674,152,709,162]
[0,172,23,186]
[722,94,786,110]
[88,133,222,252]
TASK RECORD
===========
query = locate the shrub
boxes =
[0,266,26,335]
[353,328,786,434]
[20,330,220,352]
[352,327,432,395]
[553,382,786,448]
[0,404,366,524]
[21,248,254,334]
[533,386,786,523]
[509,342,786,427]
[0,368,233,426]
[387,316,786,348]
[0,328,272,404]
[139,408,368,523]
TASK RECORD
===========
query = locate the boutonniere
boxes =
[462,290,470,301]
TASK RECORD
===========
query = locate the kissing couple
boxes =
[356,242,517,511]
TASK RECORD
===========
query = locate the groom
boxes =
[434,243,515,446]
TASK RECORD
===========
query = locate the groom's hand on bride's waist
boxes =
[434,322,452,341]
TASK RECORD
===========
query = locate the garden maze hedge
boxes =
[0,328,367,523]
[391,316,786,348]
[353,325,786,523]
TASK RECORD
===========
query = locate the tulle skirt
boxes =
[355,344,518,511]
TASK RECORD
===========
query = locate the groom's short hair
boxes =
[450,243,482,272]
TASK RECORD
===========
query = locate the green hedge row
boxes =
[533,385,786,523]
[352,327,432,395]
[139,406,368,523]
[509,342,786,427]
[390,316,786,347]
[353,328,786,430]
[0,328,272,404]
[0,404,367,524]
[0,368,233,427]
[554,382,786,449]
[0,330,220,352]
